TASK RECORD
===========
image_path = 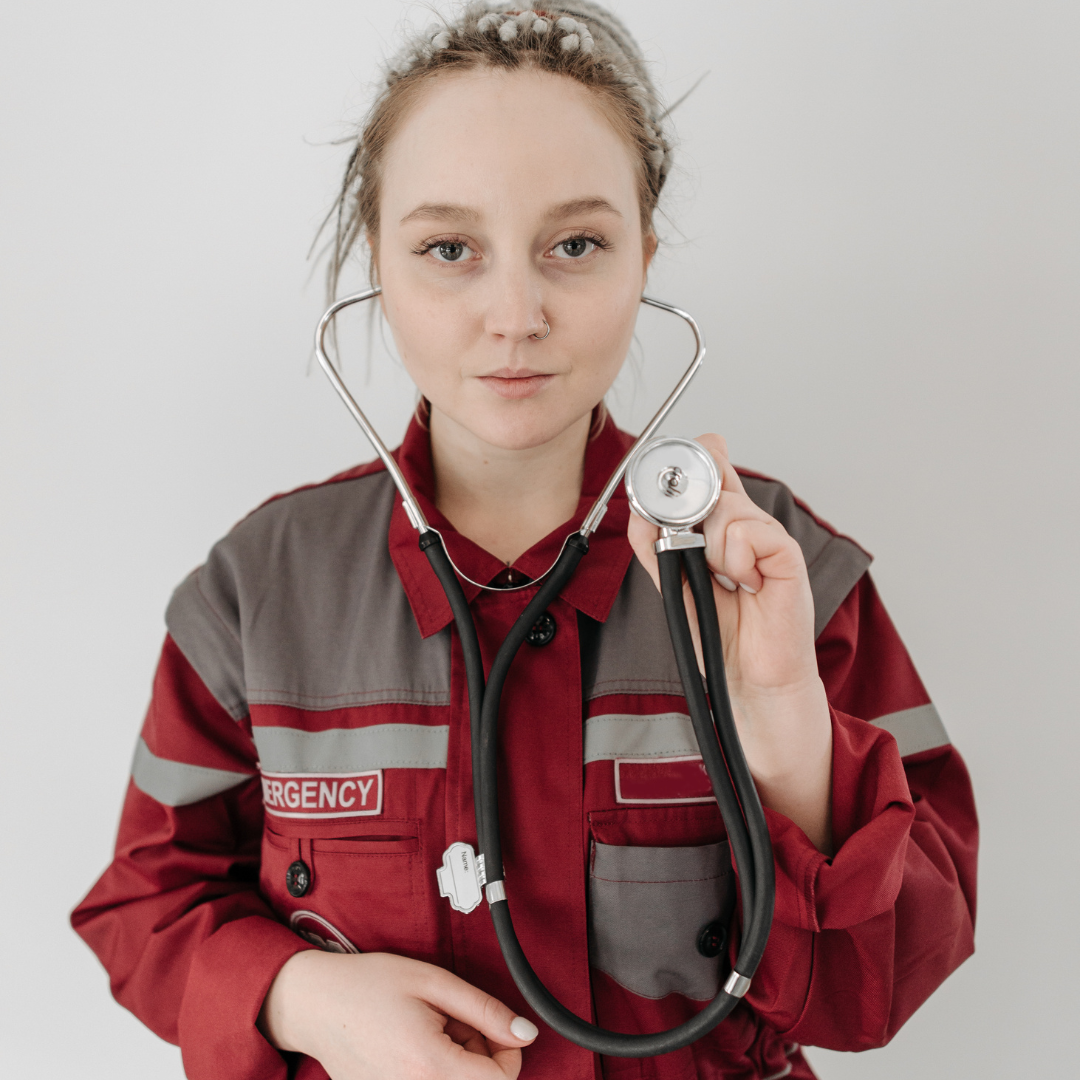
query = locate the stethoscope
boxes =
[314,288,774,1058]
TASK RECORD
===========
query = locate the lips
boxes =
[478,368,555,400]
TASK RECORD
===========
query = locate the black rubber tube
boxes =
[681,548,775,974]
[419,530,775,1057]
[420,531,487,840]
[657,550,759,930]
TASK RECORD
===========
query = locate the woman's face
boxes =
[376,67,653,452]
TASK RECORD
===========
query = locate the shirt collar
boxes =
[387,413,635,638]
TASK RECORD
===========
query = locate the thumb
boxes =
[423,968,539,1049]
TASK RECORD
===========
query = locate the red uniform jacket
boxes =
[72,417,977,1080]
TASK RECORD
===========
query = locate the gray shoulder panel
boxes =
[584,558,682,701]
[740,474,872,638]
[168,470,450,718]
[167,565,248,721]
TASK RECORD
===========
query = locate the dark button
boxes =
[697,918,727,958]
[526,611,556,647]
[286,859,311,898]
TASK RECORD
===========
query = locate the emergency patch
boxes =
[288,910,359,954]
[614,756,714,805]
[260,770,382,818]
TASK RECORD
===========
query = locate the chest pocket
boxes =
[587,807,735,1001]
[260,816,440,963]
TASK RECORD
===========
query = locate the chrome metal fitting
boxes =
[654,528,707,554]
[625,436,721,529]
[485,880,507,905]
[723,970,752,998]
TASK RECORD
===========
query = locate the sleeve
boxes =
[745,573,978,1050]
[70,632,315,1080]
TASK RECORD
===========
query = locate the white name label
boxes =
[437,841,483,914]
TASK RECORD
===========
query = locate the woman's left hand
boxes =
[627,434,834,853]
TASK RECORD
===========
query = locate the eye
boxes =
[552,237,597,260]
[428,240,475,263]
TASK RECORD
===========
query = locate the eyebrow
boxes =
[545,197,623,222]
[399,203,481,225]
[399,197,623,226]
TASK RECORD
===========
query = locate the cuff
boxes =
[178,914,316,1080]
[769,708,915,932]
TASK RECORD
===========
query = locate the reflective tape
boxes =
[131,738,252,807]
[584,713,698,764]
[871,703,949,757]
[252,723,449,774]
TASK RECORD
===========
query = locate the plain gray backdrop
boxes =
[2,1,1077,1075]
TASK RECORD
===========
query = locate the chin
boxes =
[462,400,592,453]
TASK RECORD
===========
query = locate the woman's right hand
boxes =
[258,950,538,1079]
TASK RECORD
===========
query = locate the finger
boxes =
[445,1019,493,1056]
[701,490,775,582]
[695,433,748,499]
[627,510,662,594]
[421,968,538,1049]
[723,518,807,593]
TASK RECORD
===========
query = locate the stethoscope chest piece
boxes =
[624,436,721,528]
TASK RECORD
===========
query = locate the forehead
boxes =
[380,67,640,220]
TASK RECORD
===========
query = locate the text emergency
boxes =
[260,770,383,819]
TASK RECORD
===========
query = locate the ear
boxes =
[641,230,658,282]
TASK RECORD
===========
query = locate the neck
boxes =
[430,407,592,565]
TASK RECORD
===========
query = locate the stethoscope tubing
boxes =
[425,526,775,1057]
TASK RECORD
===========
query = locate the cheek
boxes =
[565,287,639,384]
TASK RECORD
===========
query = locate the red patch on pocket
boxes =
[261,771,382,818]
[614,756,714,804]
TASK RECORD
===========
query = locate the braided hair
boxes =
[326,1,673,297]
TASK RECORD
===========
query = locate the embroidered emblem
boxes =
[614,756,714,804]
[261,770,383,819]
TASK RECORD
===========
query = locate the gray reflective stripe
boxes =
[131,738,253,807]
[584,713,698,764]
[253,723,449,773]
[870,703,950,757]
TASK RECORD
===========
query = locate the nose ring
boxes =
[532,319,550,341]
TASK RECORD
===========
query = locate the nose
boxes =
[482,262,547,344]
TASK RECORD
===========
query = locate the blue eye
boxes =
[429,241,474,263]
[553,237,596,259]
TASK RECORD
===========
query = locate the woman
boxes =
[72,4,977,1079]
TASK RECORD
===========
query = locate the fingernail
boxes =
[739,582,758,595]
[714,573,737,592]
[510,1016,539,1041]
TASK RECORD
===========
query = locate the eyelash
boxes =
[411,231,611,259]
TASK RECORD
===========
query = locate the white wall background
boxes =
[1,1,1077,1075]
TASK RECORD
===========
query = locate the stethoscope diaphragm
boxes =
[624,436,721,529]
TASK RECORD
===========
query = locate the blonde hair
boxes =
[325,2,673,298]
